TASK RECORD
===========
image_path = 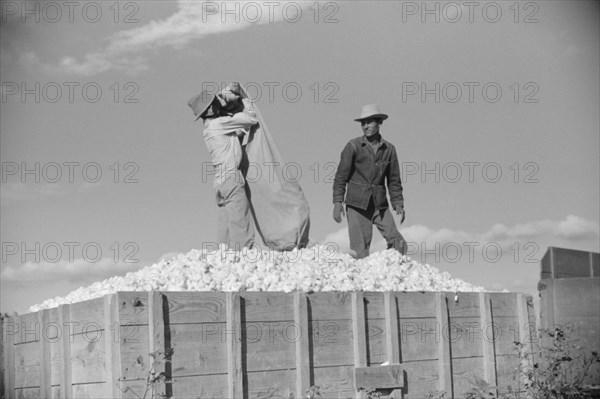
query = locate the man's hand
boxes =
[333,202,345,223]
[394,204,405,224]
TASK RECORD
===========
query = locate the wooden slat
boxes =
[58,304,73,399]
[3,316,15,399]
[384,292,402,399]
[436,293,453,397]
[104,294,122,399]
[148,291,167,398]
[39,309,52,398]
[226,292,243,398]
[384,293,400,364]
[294,291,310,398]
[479,293,498,393]
[517,294,534,388]
[355,364,404,389]
[352,292,367,398]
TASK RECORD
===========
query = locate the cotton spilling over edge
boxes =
[29,245,490,312]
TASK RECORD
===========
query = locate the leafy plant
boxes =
[305,385,321,399]
[362,388,383,399]
[118,348,175,399]
[465,325,600,399]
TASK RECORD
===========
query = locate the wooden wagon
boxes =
[1,291,536,398]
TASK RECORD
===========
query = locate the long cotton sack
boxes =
[243,97,311,250]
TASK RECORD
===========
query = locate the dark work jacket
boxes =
[333,135,404,211]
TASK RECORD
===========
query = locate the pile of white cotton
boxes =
[29,245,486,312]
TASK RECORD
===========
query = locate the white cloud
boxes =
[1,257,142,284]
[322,215,599,260]
[55,1,311,76]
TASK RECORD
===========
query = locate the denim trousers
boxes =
[346,198,407,259]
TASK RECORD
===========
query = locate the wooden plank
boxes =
[309,292,353,320]
[366,318,386,365]
[58,304,73,399]
[294,291,310,397]
[39,309,52,398]
[384,293,400,364]
[355,364,404,389]
[69,297,105,332]
[352,292,367,397]
[70,331,106,384]
[4,316,16,398]
[517,294,534,388]
[0,315,4,398]
[162,373,228,398]
[244,321,295,371]
[71,382,108,398]
[104,294,122,399]
[119,325,151,399]
[242,292,293,322]
[436,292,453,397]
[118,292,150,325]
[165,323,227,376]
[14,341,40,388]
[13,313,38,344]
[160,292,226,324]
[312,365,358,398]
[452,356,485,397]
[148,291,167,398]
[384,293,402,399]
[479,293,498,392]
[352,293,367,367]
[226,292,243,398]
[14,387,40,398]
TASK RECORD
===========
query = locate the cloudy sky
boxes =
[1,1,598,314]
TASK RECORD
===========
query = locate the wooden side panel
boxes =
[69,297,105,333]
[479,293,498,392]
[38,310,51,398]
[226,292,243,399]
[14,341,40,388]
[14,387,40,399]
[70,332,106,384]
[166,322,227,376]
[312,365,356,398]
[12,313,38,345]
[401,360,440,399]
[58,304,72,399]
[166,374,229,399]
[119,324,150,399]
[294,292,310,397]
[436,293,453,397]
[104,293,122,399]
[71,382,108,398]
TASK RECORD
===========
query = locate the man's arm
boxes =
[333,142,355,204]
[387,145,404,212]
[204,99,258,136]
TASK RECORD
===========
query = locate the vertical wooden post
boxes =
[294,292,310,398]
[479,293,497,393]
[58,304,73,399]
[39,309,52,398]
[384,292,402,398]
[436,293,453,397]
[148,291,166,398]
[517,294,534,388]
[352,292,367,398]
[104,294,122,399]
[226,292,243,398]
[3,315,15,399]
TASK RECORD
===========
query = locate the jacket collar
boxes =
[360,134,387,148]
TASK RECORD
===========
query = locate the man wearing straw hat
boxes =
[188,82,258,249]
[333,104,408,259]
